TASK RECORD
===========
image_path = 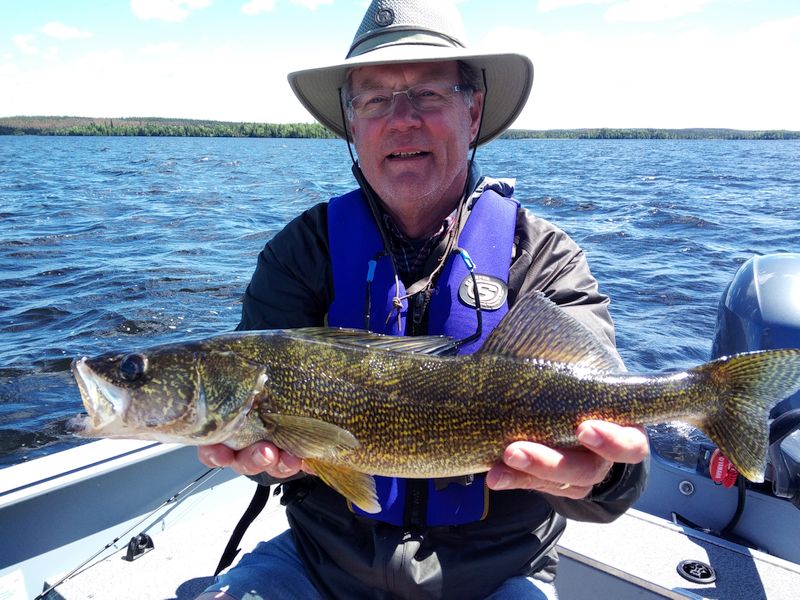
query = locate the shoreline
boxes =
[1,116,798,140]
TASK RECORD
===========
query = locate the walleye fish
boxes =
[71,292,800,513]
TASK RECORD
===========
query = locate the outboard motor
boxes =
[712,253,800,507]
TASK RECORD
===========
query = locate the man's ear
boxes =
[469,90,485,143]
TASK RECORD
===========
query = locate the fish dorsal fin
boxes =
[477,291,622,371]
[286,327,458,355]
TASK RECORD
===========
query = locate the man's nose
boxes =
[387,92,421,124]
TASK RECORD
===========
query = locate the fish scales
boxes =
[249,335,499,476]
[70,292,800,513]
[195,334,789,478]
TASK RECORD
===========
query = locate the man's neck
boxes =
[385,199,459,240]
[353,160,481,239]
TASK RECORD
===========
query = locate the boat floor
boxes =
[46,476,288,600]
[557,508,800,600]
[5,440,795,600]
[46,489,800,600]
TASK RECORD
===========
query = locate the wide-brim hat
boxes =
[287,0,533,147]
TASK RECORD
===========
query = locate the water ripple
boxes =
[1,136,798,466]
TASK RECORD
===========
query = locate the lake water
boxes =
[1,136,798,467]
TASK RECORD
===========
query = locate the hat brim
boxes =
[287,45,533,147]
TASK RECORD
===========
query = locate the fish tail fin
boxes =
[692,349,800,482]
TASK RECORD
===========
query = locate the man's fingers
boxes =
[240,443,304,478]
[240,442,276,476]
[487,422,648,495]
[486,463,593,499]
[576,421,650,464]
[197,442,304,478]
[501,442,612,488]
[197,444,235,469]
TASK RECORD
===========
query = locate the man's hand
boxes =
[197,442,305,479]
[486,420,649,499]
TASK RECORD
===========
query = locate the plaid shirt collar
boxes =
[382,210,458,284]
[366,161,483,285]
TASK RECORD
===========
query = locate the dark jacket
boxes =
[238,169,648,599]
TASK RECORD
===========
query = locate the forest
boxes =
[502,127,800,140]
[1,116,798,140]
[0,116,335,138]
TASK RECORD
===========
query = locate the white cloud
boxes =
[538,0,612,12]
[241,0,277,15]
[5,3,795,130]
[140,42,182,55]
[0,62,18,79]
[79,49,128,72]
[40,22,92,40]
[537,0,713,21]
[12,34,38,55]
[130,0,212,23]
[476,16,800,130]
[605,0,712,23]
[745,13,800,40]
[0,38,316,122]
[290,0,334,10]
[231,0,335,15]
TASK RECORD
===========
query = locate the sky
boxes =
[1,0,799,130]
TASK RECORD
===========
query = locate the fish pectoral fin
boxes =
[305,459,380,514]
[259,413,359,459]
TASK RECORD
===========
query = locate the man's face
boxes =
[347,61,483,232]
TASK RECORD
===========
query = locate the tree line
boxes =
[502,127,800,140]
[0,117,335,138]
[1,117,797,140]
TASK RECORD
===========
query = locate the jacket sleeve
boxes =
[509,206,648,523]
[509,207,620,363]
[238,202,332,331]
[236,202,332,487]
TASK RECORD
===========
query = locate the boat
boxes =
[1,254,799,599]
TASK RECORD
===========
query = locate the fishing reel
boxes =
[713,253,800,507]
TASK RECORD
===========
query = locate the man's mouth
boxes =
[388,151,429,159]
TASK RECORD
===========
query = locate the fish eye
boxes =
[119,353,147,382]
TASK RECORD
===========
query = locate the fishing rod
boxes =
[35,467,221,600]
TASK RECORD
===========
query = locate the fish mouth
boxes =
[71,357,132,432]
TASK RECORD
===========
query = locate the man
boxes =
[197,1,648,599]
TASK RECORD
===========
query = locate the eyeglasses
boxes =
[347,82,471,119]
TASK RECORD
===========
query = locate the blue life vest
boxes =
[327,181,519,526]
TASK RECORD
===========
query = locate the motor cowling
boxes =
[712,253,800,506]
